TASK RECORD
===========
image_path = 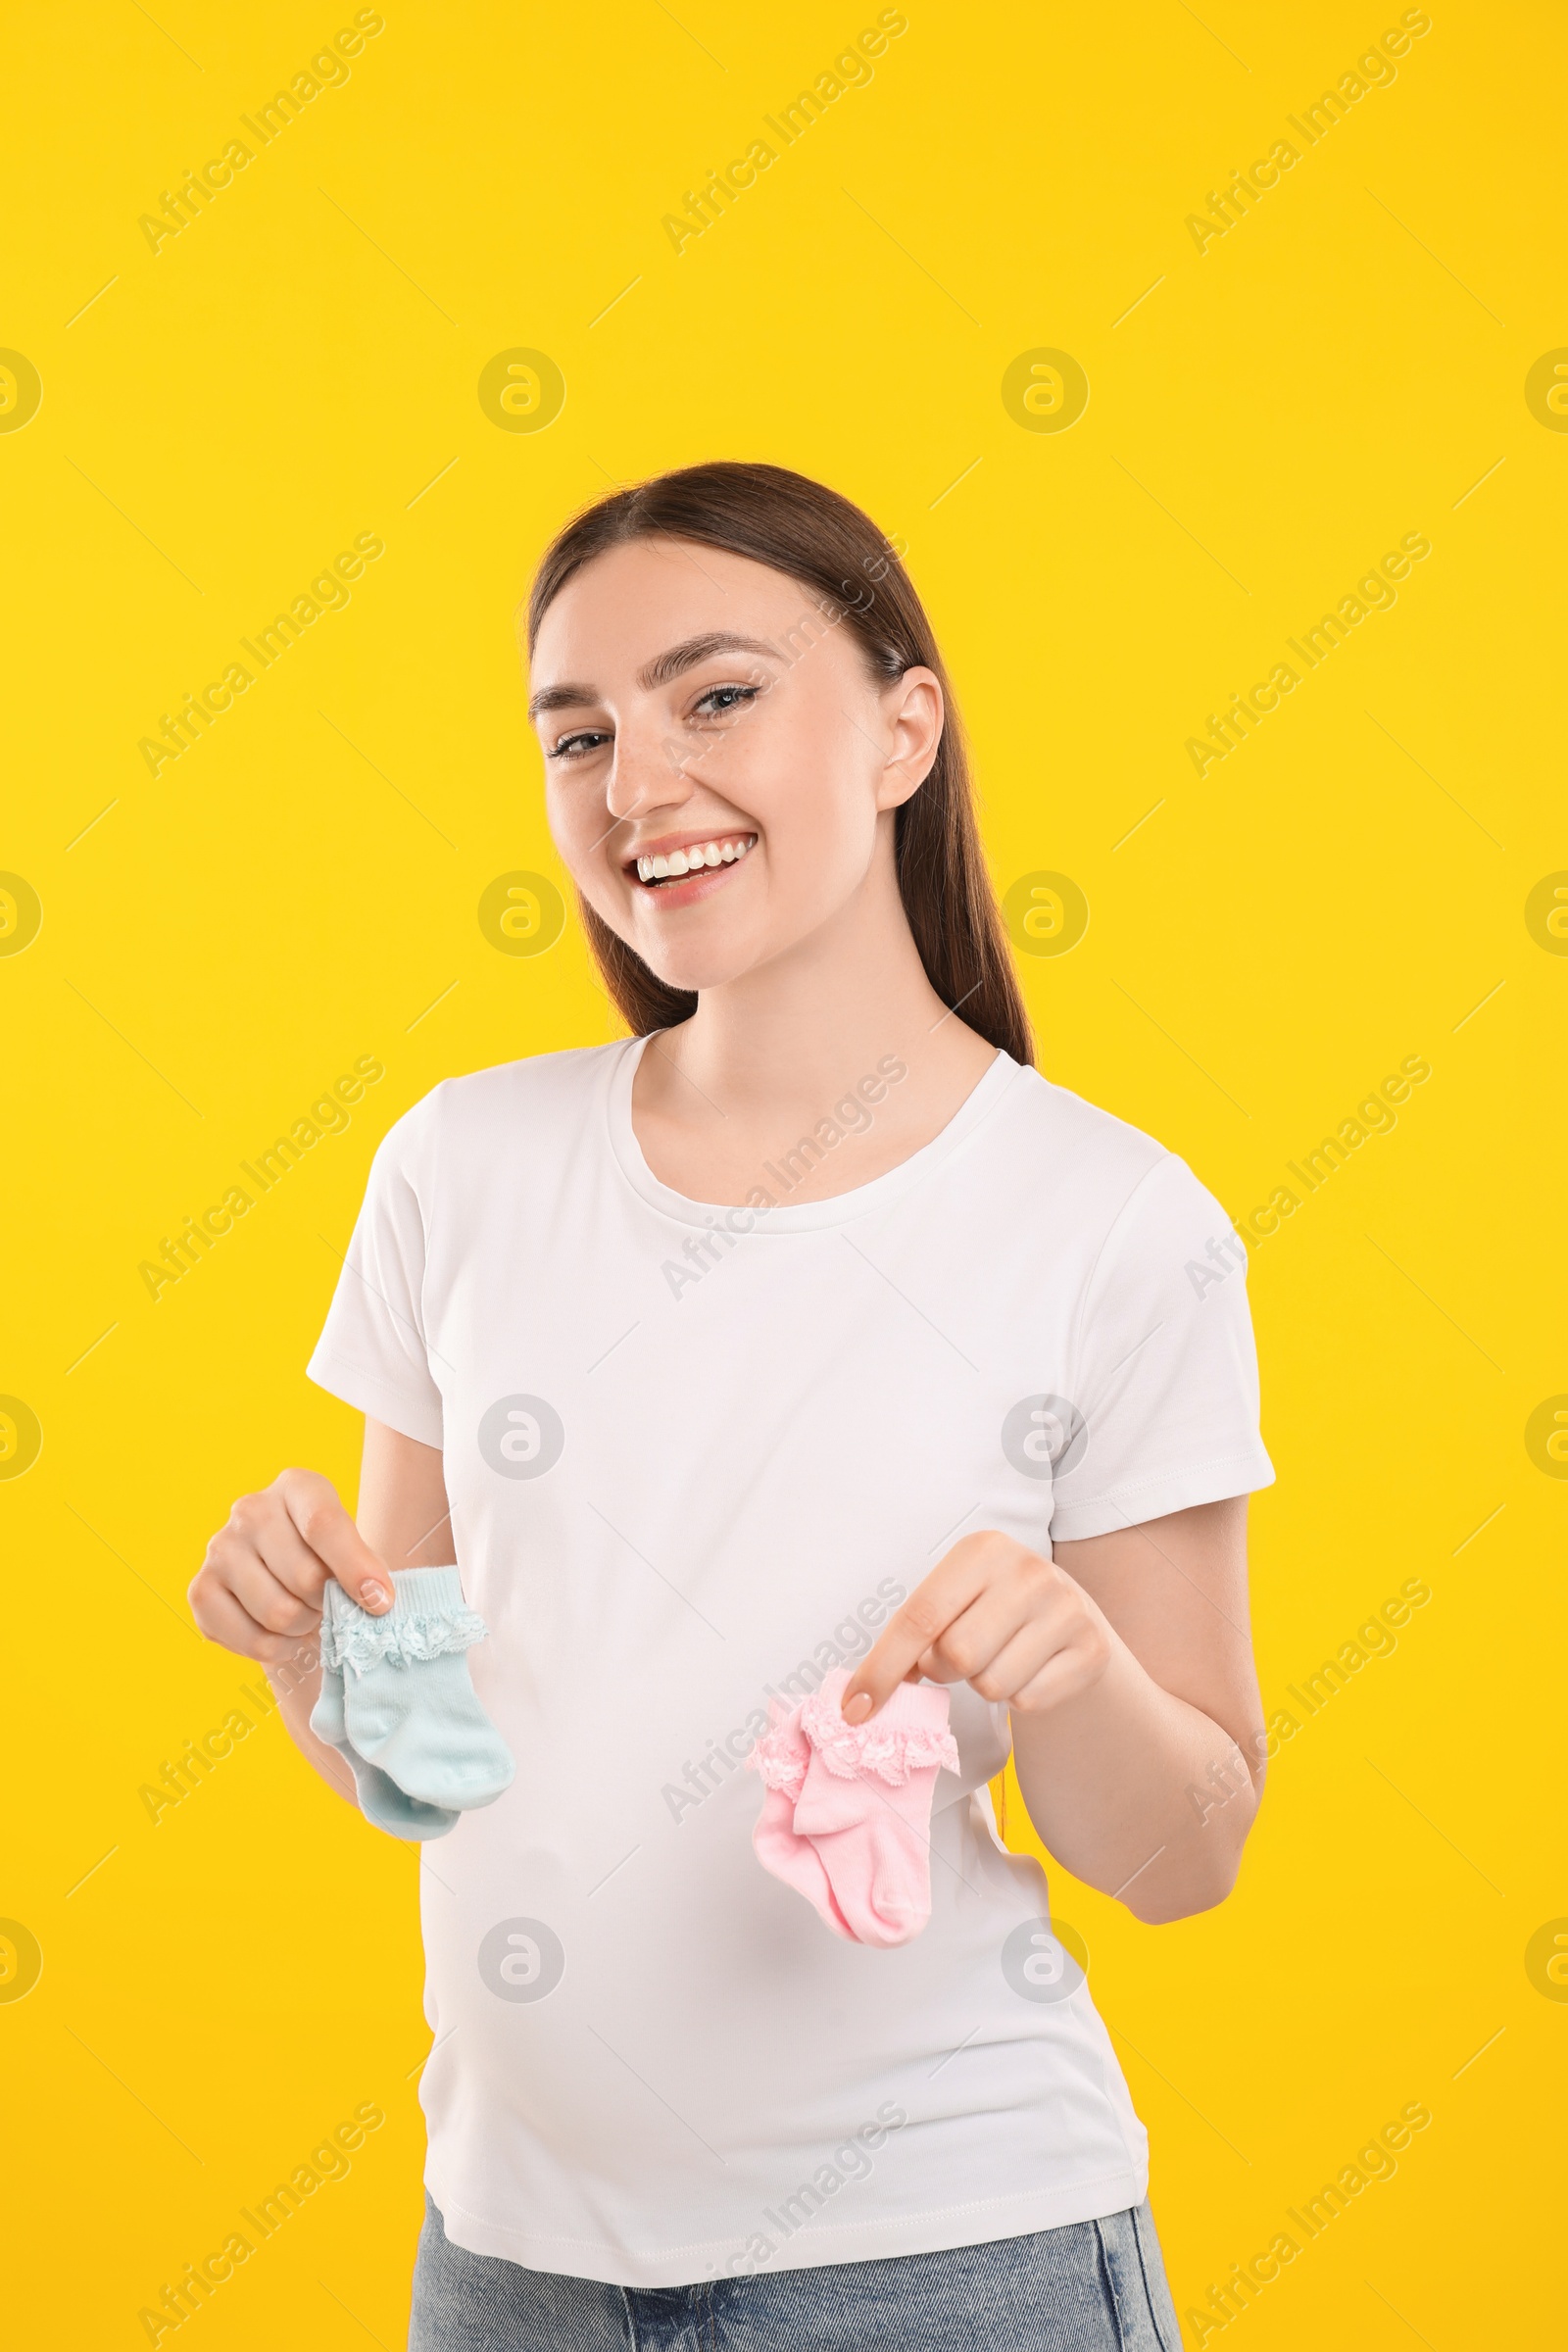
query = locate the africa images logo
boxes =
[1002,1396,1088,1482]
[478,1396,565,1480]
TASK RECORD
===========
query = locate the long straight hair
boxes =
[526,461,1033,1065]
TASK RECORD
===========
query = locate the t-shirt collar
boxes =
[605,1032,1025,1232]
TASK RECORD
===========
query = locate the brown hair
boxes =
[526,461,1032,1065]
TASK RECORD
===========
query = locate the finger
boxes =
[223,1544,322,1638]
[273,1467,394,1611]
[944,1619,1070,1706]
[912,1584,1054,1694]
[841,1540,999,1722]
[1005,1639,1106,1715]
[190,1572,310,1666]
[223,1496,330,1607]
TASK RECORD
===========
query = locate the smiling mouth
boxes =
[630,833,758,888]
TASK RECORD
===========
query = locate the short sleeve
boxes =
[307,1095,446,1449]
[1047,1152,1274,1543]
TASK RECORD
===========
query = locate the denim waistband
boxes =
[409,2189,1181,2350]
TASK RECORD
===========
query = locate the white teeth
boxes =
[633,834,756,884]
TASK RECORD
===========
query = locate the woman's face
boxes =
[527,536,942,995]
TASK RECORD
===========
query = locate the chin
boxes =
[634,942,752,994]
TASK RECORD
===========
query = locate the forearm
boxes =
[264,1638,361,1807]
[1009,1627,1261,1924]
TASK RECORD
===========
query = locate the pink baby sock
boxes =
[747,1669,959,1948]
[747,1696,856,1941]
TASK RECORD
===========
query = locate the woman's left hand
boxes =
[840,1530,1113,1724]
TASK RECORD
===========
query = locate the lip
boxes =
[619,827,756,871]
[629,856,751,912]
[621,827,758,911]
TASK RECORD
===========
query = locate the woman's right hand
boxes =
[189,1466,395,1663]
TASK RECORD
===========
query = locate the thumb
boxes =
[273,1466,396,1615]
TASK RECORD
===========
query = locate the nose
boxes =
[603,710,701,839]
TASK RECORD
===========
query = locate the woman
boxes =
[191,461,1273,2349]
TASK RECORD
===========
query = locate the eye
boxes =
[546,727,612,761]
[690,682,761,722]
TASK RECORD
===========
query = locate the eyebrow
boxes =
[526,632,782,722]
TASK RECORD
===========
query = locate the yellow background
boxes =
[4,1,1564,2342]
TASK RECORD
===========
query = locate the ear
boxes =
[873,667,944,812]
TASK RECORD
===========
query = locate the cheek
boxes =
[543,776,603,870]
[750,714,884,877]
[542,774,569,841]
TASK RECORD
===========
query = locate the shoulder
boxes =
[371,1041,629,1171]
[999,1063,1232,1255]
[1003,1063,1170,1196]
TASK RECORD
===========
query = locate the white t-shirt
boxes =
[308,1037,1274,2288]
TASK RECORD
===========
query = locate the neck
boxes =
[660,858,954,1121]
[629,843,1002,1208]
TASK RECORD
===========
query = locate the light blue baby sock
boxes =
[325,1567,514,1811]
[310,1657,460,1841]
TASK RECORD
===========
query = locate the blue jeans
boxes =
[410,2193,1181,2349]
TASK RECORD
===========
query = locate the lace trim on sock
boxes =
[320,1596,488,1676]
[797,1690,960,1785]
[745,1724,809,1800]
